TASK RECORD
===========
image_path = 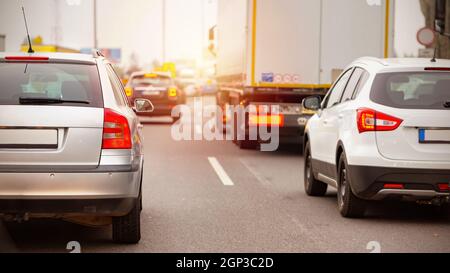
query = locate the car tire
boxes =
[304,141,327,196]
[337,152,366,218]
[112,192,141,244]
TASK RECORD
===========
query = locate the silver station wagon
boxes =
[0,52,154,244]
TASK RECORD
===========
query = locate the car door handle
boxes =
[338,114,343,119]
[323,119,329,124]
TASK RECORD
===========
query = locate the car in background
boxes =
[0,52,155,243]
[175,68,197,90]
[303,57,450,218]
[125,71,185,119]
[196,78,218,96]
[183,84,198,97]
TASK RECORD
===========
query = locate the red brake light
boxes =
[357,108,403,133]
[438,184,449,192]
[383,183,404,189]
[424,67,450,71]
[5,56,49,61]
[102,108,132,149]
[249,114,284,127]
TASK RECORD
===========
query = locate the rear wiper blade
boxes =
[19,97,90,105]
[444,101,450,108]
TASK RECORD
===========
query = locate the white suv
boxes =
[303,57,450,218]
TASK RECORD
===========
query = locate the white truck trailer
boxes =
[215,0,393,149]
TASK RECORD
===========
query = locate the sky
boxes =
[97,0,218,69]
[0,0,429,67]
[0,0,218,69]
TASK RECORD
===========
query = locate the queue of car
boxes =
[0,49,448,245]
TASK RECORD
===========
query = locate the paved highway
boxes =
[0,97,449,253]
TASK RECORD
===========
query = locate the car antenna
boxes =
[431,44,437,63]
[21,6,34,53]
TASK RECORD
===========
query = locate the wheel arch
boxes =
[303,132,309,151]
[335,141,345,174]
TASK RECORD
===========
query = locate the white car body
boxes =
[304,57,450,217]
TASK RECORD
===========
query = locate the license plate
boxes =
[0,129,58,148]
[142,91,160,96]
[419,129,450,144]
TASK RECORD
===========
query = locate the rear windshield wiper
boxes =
[19,97,90,105]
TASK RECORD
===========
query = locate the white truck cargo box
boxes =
[216,0,393,88]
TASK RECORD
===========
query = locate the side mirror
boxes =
[302,96,321,111]
[134,98,154,113]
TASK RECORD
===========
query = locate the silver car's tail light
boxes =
[102,108,132,149]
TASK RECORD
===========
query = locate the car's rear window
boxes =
[0,63,103,107]
[370,71,450,109]
[131,74,173,88]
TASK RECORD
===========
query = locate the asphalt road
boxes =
[0,96,449,253]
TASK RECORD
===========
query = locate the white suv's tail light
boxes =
[102,108,132,149]
[357,108,403,133]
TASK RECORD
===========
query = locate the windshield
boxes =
[370,72,450,110]
[0,63,103,107]
[131,75,173,88]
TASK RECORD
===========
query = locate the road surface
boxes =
[0,96,449,253]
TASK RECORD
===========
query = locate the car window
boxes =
[131,74,173,87]
[0,62,103,107]
[106,64,128,106]
[352,70,369,99]
[325,68,353,108]
[370,72,450,109]
[340,67,364,103]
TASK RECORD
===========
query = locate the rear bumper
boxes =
[348,165,450,201]
[0,198,137,217]
[252,115,309,144]
[0,170,141,200]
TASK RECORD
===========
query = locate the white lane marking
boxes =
[208,157,234,186]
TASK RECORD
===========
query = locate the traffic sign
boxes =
[417,27,435,47]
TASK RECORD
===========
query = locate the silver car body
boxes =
[0,52,144,217]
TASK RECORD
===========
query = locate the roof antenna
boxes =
[431,46,437,63]
[21,6,34,53]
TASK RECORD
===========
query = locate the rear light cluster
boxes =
[249,105,284,127]
[102,108,132,149]
[383,183,404,190]
[424,67,450,71]
[5,56,49,61]
[383,183,449,192]
[124,87,133,97]
[168,87,177,97]
[357,108,403,133]
[249,114,284,127]
[438,184,449,192]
